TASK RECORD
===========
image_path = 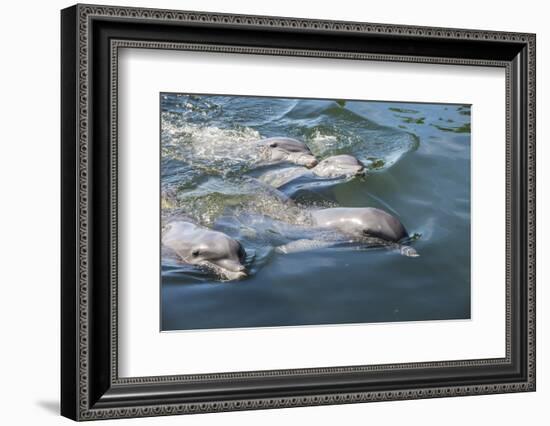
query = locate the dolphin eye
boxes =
[269,142,278,148]
[191,249,200,257]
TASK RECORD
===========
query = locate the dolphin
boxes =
[162,220,248,281]
[258,154,365,189]
[256,137,318,168]
[277,207,419,257]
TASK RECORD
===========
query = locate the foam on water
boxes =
[160,95,422,269]
[161,96,419,181]
[162,113,262,177]
[166,175,314,227]
[160,94,423,282]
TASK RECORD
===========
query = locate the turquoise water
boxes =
[160,94,471,331]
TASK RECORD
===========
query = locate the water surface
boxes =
[160,94,471,331]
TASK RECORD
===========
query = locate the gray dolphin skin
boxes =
[276,207,418,257]
[257,137,318,168]
[312,155,365,178]
[162,220,247,280]
[310,207,408,242]
[258,154,365,188]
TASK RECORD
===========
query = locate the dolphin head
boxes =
[162,221,248,281]
[188,234,248,281]
[259,137,318,168]
[311,207,408,242]
[312,155,365,178]
[355,208,408,242]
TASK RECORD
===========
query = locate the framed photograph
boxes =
[61,4,536,421]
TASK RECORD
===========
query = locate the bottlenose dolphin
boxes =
[256,137,318,168]
[277,207,418,257]
[162,220,248,280]
[258,154,365,188]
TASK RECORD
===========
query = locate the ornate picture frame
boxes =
[61,4,535,421]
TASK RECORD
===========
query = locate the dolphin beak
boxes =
[226,268,248,281]
[235,264,247,274]
[304,157,318,169]
[215,259,248,280]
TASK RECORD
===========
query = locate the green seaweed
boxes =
[397,115,425,124]
[389,107,419,114]
[366,158,386,169]
[335,99,346,107]
[457,105,471,116]
[431,122,471,133]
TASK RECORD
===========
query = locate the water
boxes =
[160,93,471,331]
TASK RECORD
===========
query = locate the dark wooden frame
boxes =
[61,3,536,421]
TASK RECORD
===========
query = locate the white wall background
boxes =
[0,0,546,424]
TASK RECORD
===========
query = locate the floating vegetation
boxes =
[431,122,471,134]
[397,115,425,125]
[388,107,419,114]
[366,158,386,169]
[457,105,471,116]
